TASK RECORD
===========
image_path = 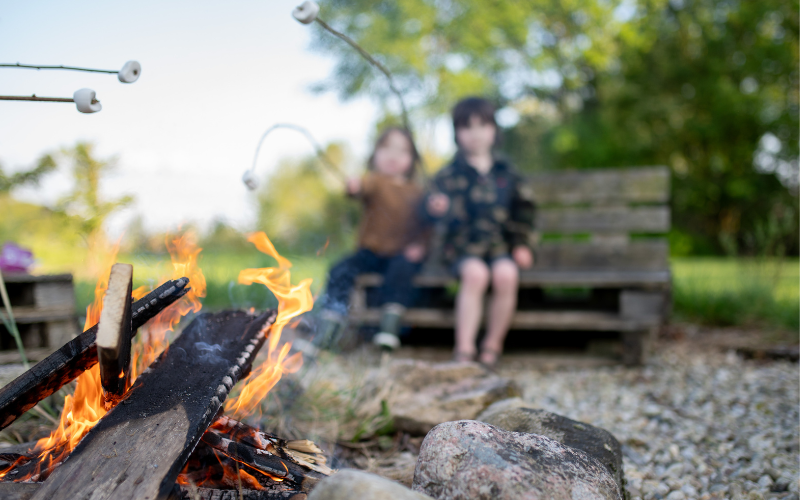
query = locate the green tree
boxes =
[57,142,134,237]
[311,0,799,255]
[0,154,56,193]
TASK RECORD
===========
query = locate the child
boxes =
[317,126,426,351]
[425,97,535,368]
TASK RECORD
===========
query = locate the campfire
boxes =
[0,232,331,500]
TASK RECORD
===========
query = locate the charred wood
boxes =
[97,263,134,408]
[0,277,190,430]
[30,309,277,500]
[171,485,307,500]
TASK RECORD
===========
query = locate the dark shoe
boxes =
[314,310,345,350]
[373,303,404,352]
[478,347,501,371]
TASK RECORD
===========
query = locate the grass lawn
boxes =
[65,250,799,332]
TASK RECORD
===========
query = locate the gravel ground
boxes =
[503,343,800,500]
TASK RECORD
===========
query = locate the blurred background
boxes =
[1,0,797,331]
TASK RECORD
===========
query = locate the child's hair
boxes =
[367,126,420,179]
[452,97,499,147]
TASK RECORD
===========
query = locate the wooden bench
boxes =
[350,166,671,364]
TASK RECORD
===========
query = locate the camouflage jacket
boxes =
[429,154,535,263]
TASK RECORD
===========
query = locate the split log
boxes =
[30,309,277,500]
[0,277,190,430]
[170,486,307,500]
[97,263,134,408]
[201,429,326,492]
[210,416,331,475]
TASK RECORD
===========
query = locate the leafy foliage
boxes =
[56,142,134,237]
[0,154,56,193]
[310,0,799,255]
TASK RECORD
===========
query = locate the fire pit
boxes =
[0,233,330,500]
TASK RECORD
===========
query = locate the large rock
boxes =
[477,398,626,492]
[412,420,622,500]
[309,469,434,500]
[384,360,521,435]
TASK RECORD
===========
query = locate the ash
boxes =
[504,344,799,500]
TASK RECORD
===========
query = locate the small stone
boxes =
[665,491,685,500]
[309,469,433,500]
[758,475,774,488]
[664,462,684,478]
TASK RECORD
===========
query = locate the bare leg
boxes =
[479,258,519,364]
[454,258,490,359]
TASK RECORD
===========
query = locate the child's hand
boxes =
[403,243,425,263]
[512,246,533,269]
[345,177,362,196]
[427,193,450,217]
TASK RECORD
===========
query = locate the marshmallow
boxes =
[242,170,259,191]
[292,1,319,24]
[118,60,141,83]
[73,88,102,113]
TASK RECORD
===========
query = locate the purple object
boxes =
[0,242,34,273]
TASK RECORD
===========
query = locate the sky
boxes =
[0,1,454,235]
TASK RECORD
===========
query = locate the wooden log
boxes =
[0,277,190,431]
[201,429,326,492]
[97,263,134,408]
[30,309,277,500]
[170,486,307,500]
[210,416,331,475]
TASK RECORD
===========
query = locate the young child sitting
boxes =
[425,97,535,368]
[317,126,426,351]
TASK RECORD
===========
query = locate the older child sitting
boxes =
[426,97,535,368]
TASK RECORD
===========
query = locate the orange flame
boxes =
[130,233,207,382]
[0,233,207,482]
[224,232,311,419]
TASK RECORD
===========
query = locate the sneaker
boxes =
[313,310,345,350]
[373,331,401,351]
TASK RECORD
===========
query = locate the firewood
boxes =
[97,263,134,408]
[200,429,325,493]
[0,277,190,431]
[170,486,307,500]
[30,309,277,500]
[210,416,331,476]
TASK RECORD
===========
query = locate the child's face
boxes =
[373,130,414,178]
[455,115,496,156]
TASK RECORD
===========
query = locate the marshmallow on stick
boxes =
[118,60,141,83]
[73,88,101,113]
[292,1,319,24]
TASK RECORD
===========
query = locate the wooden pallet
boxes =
[0,273,77,353]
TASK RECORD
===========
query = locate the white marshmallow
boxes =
[242,170,259,191]
[292,1,319,24]
[73,88,102,113]
[118,60,141,83]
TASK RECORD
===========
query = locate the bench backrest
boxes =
[529,166,670,272]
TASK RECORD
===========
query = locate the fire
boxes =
[224,232,311,419]
[0,233,207,482]
[130,233,207,381]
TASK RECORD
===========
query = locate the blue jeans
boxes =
[320,248,421,315]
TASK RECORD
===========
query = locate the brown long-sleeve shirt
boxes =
[357,172,424,256]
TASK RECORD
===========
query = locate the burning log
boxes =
[201,429,325,492]
[29,309,277,500]
[96,263,134,408]
[0,277,190,430]
[171,486,307,500]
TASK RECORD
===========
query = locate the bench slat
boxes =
[529,166,669,206]
[353,308,658,331]
[536,240,668,271]
[356,270,671,288]
[536,206,670,233]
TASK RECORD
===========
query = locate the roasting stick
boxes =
[96,264,134,409]
[0,277,190,431]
